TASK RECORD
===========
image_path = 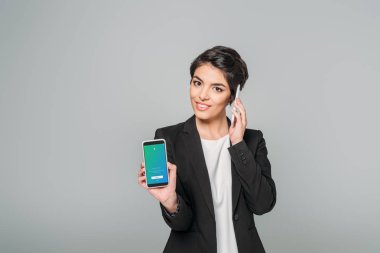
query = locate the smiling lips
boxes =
[196,102,211,111]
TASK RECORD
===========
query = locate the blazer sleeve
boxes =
[154,128,193,231]
[228,130,276,215]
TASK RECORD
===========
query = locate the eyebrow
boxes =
[193,75,227,88]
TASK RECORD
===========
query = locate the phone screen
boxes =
[143,140,169,187]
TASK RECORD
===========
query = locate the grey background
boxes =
[1,0,379,252]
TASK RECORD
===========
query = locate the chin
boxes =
[194,111,220,123]
[192,108,208,120]
[195,113,209,121]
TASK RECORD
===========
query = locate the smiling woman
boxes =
[190,64,231,122]
[138,46,276,253]
[190,46,249,102]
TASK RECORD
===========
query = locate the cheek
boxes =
[212,93,230,106]
[189,86,197,98]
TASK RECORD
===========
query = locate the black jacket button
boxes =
[234,214,239,221]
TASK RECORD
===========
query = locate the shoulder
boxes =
[154,121,185,140]
[243,128,267,149]
[244,128,264,141]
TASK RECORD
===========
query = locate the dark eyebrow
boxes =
[193,75,227,88]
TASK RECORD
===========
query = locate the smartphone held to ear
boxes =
[231,84,241,125]
[142,139,169,188]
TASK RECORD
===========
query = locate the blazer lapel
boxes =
[227,118,242,213]
[183,115,215,218]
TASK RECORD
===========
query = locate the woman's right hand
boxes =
[138,162,178,213]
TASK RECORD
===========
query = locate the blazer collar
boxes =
[182,114,241,218]
[183,115,196,134]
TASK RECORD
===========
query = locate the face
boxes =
[190,63,231,122]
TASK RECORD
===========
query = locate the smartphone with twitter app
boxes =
[142,139,169,188]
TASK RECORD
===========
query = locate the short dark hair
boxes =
[190,46,249,103]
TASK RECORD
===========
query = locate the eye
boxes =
[213,87,223,93]
[193,80,201,87]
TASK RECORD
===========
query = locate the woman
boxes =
[138,46,276,253]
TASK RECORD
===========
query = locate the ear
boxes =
[229,94,234,104]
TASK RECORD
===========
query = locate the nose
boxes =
[199,86,210,101]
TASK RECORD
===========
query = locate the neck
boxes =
[195,112,229,140]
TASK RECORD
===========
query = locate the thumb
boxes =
[167,162,177,183]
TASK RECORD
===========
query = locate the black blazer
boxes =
[154,115,276,253]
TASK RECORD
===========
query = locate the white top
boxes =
[201,134,239,253]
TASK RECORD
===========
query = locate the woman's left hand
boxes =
[229,98,247,145]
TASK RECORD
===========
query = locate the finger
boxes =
[138,175,146,184]
[167,162,176,171]
[235,99,245,114]
[230,110,239,129]
[232,108,242,126]
[139,162,145,174]
[237,99,247,125]
[232,104,240,115]
[138,167,146,177]
[167,162,177,184]
[234,100,246,118]
[141,181,149,190]
[235,101,247,126]
[138,176,149,189]
[236,98,245,111]
[231,106,240,126]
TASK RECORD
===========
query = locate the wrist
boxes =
[231,138,243,146]
[161,192,178,213]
